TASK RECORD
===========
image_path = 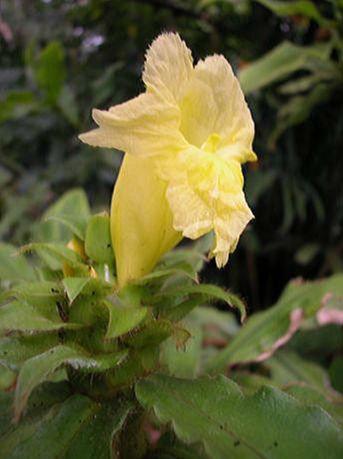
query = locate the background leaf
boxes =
[0,243,36,284]
[14,344,127,420]
[0,389,133,459]
[136,374,343,459]
[240,41,332,94]
[208,274,343,371]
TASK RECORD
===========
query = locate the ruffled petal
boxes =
[163,148,253,267]
[143,33,194,104]
[79,92,188,156]
[193,55,256,163]
[211,198,254,268]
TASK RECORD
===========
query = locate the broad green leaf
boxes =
[136,374,343,459]
[240,41,332,94]
[270,82,335,143]
[62,277,113,304]
[155,284,246,322]
[4,281,64,308]
[105,302,149,339]
[46,214,88,241]
[14,344,127,420]
[20,242,88,273]
[208,274,343,372]
[265,350,338,398]
[35,189,90,244]
[0,301,82,335]
[255,0,333,26]
[159,245,208,278]
[278,74,322,95]
[107,346,159,390]
[85,213,114,265]
[285,385,343,427]
[35,41,66,104]
[231,372,343,427]
[0,392,133,459]
[0,243,36,283]
[189,306,239,338]
[0,91,38,123]
[125,319,178,349]
[160,320,202,378]
[135,266,197,285]
[152,431,208,459]
[0,335,59,368]
[0,364,16,390]
[157,295,208,323]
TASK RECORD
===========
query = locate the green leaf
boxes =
[14,344,128,420]
[0,364,16,390]
[0,91,38,123]
[46,214,88,241]
[152,431,208,459]
[0,392,133,459]
[85,213,114,265]
[0,335,59,368]
[189,306,239,338]
[156,284,246,322]
[160,320,202,378]
[5,280,63,304]
[135,266,197,285]
[0,301,82,335]
[0,243,36,283]
[105,302,149,340]
[35,189,90,244]
[136,374,343,459]
[57,84,79,126]
[294,243,320,265]
[270,82,335,143]
[240,41,332,94]
[208,273,343,372]
[285,385,343,427]
[35,41,66,104]
[254,0,334,26]
[125,319,177,349]
[265,350,338,398]
[20,242,88,273]
[62,277,113,304]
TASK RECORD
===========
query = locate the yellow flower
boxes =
[80,33,257,287]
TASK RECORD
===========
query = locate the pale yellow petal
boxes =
[178,76,218,148]
[167,183,213,239]
[193,55,256,163]
[111,154,181,287]
[143,33,193,103]
[163,148,253,268]
[79,92,187,156]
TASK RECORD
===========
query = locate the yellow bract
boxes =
[79,33,257,287]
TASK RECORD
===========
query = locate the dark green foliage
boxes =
[0,0,342,310]
[1,1,343,457]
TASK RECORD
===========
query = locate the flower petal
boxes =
[112,154,182,287]
[143,33,194,104]
[164,148,253,267]
[193,55,256,163]
[79,92,187,156]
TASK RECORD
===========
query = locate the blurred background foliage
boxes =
[0,0,342,311]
